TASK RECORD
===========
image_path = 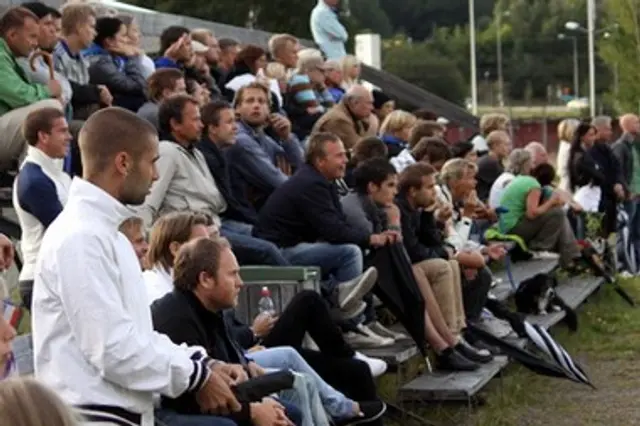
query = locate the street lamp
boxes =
[495,10,510,108]
[565,9,596,117]
[469,0,478,115]
[558,33,579,99]
[565,15,618,116]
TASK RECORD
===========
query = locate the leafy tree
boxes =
[600,0,640,112]
[382,39,467,104]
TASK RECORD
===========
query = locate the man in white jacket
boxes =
[32,107,241,426]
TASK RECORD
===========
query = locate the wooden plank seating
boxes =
[398,356,509,402]
[555,274,605,310]
[397,261,605,406]
[360,339,420,366]
[492,258,560,301]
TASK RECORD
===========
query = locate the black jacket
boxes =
[396,193,449,264]
[197,137,258,225]
[612,133,634,189]
[151,290,251,421]
[253,164,371,248]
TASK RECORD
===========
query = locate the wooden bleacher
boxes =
[395,258,605,410]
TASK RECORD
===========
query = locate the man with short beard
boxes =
[31,107,241,426]
[226,82,303,209]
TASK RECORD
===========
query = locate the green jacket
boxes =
[0,39,51,115]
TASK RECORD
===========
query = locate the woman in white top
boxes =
[144,212,211,305]
[556,118,580,192]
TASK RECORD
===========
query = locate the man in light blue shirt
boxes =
[310,0,348,60]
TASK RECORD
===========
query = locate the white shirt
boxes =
[13,146,71,282]
[488,172,515,209]
[390,148,416,173]
[32,178,211,426]
[143,266,173,305]
[557,140,572,192]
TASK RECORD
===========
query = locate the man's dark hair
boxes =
[147,68,184,101]
[531,163,557,187]
[451,140,474,159]
[353,158,397,195]
[0,7,38,36]
[160,25,189,55]
[398,162,436,194]
[50,8,61,19]
[22,107,64,146]
[218,37,240,51]
[94,16,123,47]
[173,237,231,292]
[412,137,452,164]
[20,2,55,20]
[202,100,233,127]
[158,94,199,136]
[351,136,388,167]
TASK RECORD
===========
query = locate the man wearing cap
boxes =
[287,54,335,139]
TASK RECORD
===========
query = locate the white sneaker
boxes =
[531,251,560,260]
[367,321,410,342]
[357,324,395,346]
[354,351,388,377]
[344,331,386,349]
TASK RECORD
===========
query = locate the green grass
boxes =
[382,277,640,426]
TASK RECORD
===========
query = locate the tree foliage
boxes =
[600,0,640,112]
[382,39,467,104]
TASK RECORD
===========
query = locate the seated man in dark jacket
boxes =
[152,237,301,426]
[396,163,497,335]
[197,100,258,226]
[253,132,394,345]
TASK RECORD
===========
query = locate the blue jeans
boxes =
[156,400,302,426]
[280,243,362,295]
[155,409,237,426]
[625,200,640,262]
[248,346,355,420]
[221,220,290,266]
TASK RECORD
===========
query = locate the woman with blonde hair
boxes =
[340,55,361,90]
[556,118,580,192]
[0,378,80,426]
[379,110,418,158]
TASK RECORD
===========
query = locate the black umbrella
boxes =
[467,323,571,380]
[523,322,595,389]
[368,243,428,356]
[476,300,595,388]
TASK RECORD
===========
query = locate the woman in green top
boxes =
[498,163,581,267]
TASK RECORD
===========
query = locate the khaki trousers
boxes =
[413,258,466,336]
[0,99,63,168]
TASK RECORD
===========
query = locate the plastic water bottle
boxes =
[257,286,276,316]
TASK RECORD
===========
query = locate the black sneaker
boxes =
[455,339,494,364]
[435,347,480,371]
[335,401,387,425]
